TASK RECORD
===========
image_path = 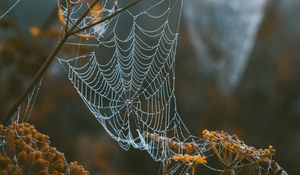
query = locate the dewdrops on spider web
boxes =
[58,0,190,164]
[56,0,288,174]
[58,0,114,41]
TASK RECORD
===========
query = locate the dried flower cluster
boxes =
[172,154,207,175]
[144,132,199,154]
[202,129,275,158]
[202,129,287,175]
[0,153,22,174]
[172,154,207,165]
[0,121,89,175]
[145,130,287,175]
[145,132,207,175]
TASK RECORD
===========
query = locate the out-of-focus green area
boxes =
[0,0,299,174]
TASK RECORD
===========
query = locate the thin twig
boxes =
[208,140,228,166]
[2,0,141,124]
[66,0,71,31]
[2,34,68,124]
[68,0,99,32]
[72,0,140,34]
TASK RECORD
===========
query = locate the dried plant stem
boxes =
[162,163,170,175]
[2,0,140,124]
[191,166,196,175]
[2,34,68,124]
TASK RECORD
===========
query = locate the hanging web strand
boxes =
[58,0,201,162]
[184,0,269,94]
[7,78,43,123]
[23,78,43,122]
[0,0,21,19]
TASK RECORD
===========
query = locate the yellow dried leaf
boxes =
[91,2,102,12]
[90,2,103,24]
[75,33,96,39]
[58,6,66,29]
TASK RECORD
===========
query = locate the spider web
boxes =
[57,0,284,174]
[58,0,203,162]
[0,0,21,19]
[183,0,269,94]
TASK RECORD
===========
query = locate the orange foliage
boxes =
[0,121,90,175]
[172,154,207,165]
[202,129,275,159]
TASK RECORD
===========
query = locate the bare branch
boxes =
[71,0,140,35]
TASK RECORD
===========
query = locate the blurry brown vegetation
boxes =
[0,121,89,175]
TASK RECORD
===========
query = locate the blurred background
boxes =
[0,0,299,174]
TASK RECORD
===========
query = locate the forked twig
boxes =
[71,0,140,34]
[2,0,140,124]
